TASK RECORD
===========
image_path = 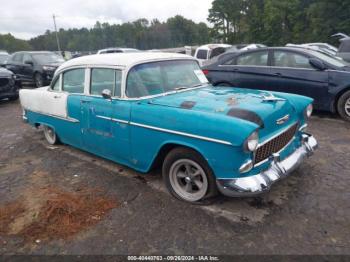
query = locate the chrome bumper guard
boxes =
[216,134,318,197]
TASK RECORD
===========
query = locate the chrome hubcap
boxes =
[169,159,208,202]
[44,126,56,144]
[345,98,350,116]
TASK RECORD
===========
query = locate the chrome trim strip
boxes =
[96,115,129,124]
[299,123,308,131]
[26,109,80,123]
[216,134,318,197]
[129,122,232,146]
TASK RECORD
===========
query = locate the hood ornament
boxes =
[262,92,286,102]
[276,114,290,125]
[253,92,286,102]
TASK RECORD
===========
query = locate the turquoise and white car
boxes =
[20,53,318,203]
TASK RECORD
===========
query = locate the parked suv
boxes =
[0,67,19,101]
[202,47,350,121]
[6,51,64,88]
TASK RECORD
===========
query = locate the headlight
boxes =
[244,131,259,152]
[305,104,313,118]
[43,66,56,71]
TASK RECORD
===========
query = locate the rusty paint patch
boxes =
[226,97,239,106]
[227,108,264,127]
[180,101,196,109]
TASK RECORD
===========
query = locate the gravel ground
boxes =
[0,100,349,256]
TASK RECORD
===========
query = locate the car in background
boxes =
[0,53,10,66]
[20,52,317,203]
[194,44,232,65]
[0,67,19,101]
[286,43,338,57]
[97,48,140,54]
[5,51,64,88]
[337,37,350,62]
[202,47,350,121]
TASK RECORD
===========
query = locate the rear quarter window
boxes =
[339,40,350,52]
[196,49,208,60]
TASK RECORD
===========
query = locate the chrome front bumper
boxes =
[216,134,318,197]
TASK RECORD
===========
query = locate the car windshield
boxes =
[308,50,349,67]
[32,53,64,64]
[0,54,9,63]
[126,60,207,98]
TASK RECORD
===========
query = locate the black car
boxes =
[0,53,10,66]
[5,51,64,88]
[0,67,19,101]
[202,47,350,121]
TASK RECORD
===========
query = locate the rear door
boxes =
[22,53,34,81]
[270,50,329,108]
[6,53,24,79]
[223,50,274,90]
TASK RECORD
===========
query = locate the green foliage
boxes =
[0,34,32,52]
[4,16,208,52]
[209,0,350,46]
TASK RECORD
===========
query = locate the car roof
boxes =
[56,52,195,72]
[12,51,55,55]
[197,44,232,51]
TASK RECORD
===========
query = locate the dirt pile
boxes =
[0,187,118,242]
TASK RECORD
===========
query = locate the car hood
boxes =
[148,86,300,138]
[43,62,62,68]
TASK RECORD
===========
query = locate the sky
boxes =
[0,0,214,40]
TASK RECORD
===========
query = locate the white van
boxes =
[194,44,232,66]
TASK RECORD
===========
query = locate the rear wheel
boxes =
[43,125,59,145]
[337,90,350,122]
[162,147,217,204]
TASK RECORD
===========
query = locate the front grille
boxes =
[254,123,298,164]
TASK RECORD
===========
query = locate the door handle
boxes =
[273,73,283,77]
[53,95,61,99]
[81,100,91,103]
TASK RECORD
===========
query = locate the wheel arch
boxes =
[333,86,350,113]
[149,141,209,172]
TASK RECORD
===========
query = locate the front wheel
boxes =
[43,125,59,145]
[337,90,350,122]
[162,147,217,204]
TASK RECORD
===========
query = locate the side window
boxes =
[62,68,85,94]
[51,76,60,91]
[196,49,208,60]
[236,51,268,66]
[12,53,23,63]
[90,68,122,97]
[274,51,313,69]
[90,68,115,95]
[22,54,32,63]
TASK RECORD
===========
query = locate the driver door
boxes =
[81,68,128,160]
[270,50,329,108]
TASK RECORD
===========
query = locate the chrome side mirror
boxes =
[101,89,112,99]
